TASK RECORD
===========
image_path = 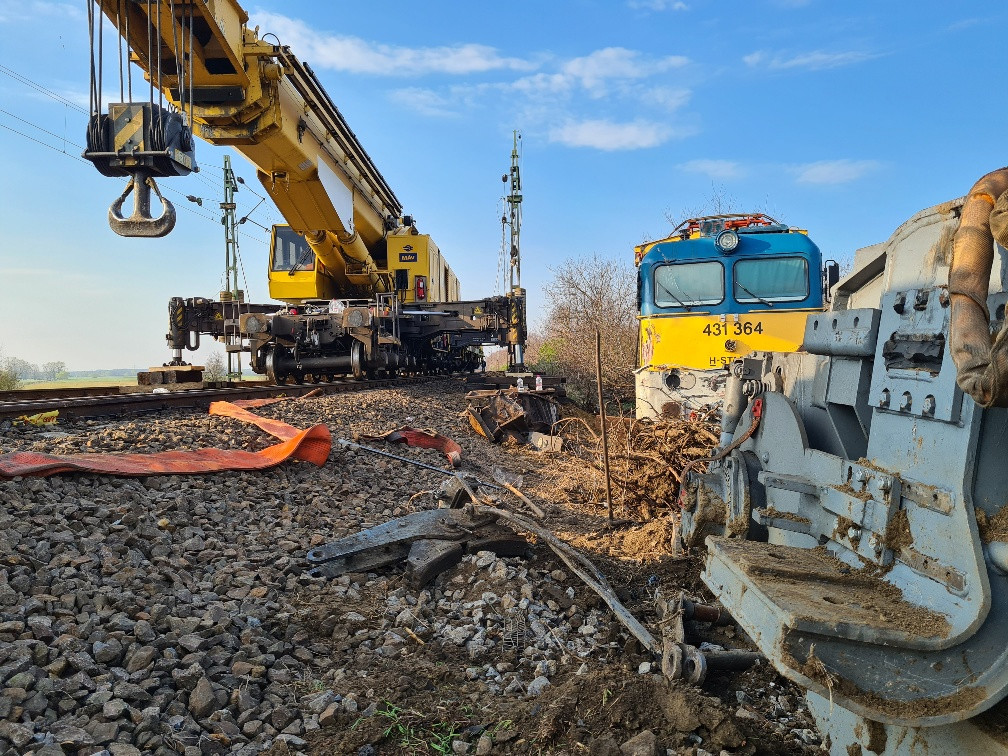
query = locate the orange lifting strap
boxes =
[0,399,331,479]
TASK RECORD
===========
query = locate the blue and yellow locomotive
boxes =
[635,214,838,419]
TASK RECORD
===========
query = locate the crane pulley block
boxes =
[84,102,195,179]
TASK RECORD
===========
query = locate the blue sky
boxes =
[1,0,1006,370]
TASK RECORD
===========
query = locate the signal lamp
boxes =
[715,229,739,253]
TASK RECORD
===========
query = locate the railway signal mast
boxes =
[219,156,243,380]
[503,130,526,371]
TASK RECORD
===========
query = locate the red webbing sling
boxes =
[0,398,331,479]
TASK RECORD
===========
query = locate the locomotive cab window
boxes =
[271,226,315,272]
[733,257,808,303]
[653,261,724,308]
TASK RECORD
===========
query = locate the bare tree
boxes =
[204,351,227,382]
[539,254,638,405]
[663,183,786,231]
[42,361,67,382]
[0,346,20,391]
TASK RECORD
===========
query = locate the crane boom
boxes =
[88,0,409,294]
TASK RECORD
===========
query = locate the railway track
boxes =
[0,376,422,421]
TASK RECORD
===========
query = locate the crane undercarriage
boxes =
[167,292,521,383]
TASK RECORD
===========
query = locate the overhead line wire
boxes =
[0,64,89,114]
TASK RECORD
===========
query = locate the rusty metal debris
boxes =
[356,426,463,466]
[464,388,561,448]
[656,590,762,684]
[305,506,528,586]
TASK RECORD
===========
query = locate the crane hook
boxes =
[108,171,176,238]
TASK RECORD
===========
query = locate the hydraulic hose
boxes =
[948,167,1008,407]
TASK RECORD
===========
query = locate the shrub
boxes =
[538,254,638,406]
[0,368,19,391]
[204,351,227,382]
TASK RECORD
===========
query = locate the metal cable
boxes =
[187,0,194,129]
[146,0,153,106]
[116,0,124,102]
[0,108,85,149]
[124,0,132,100]
[154,0,164,147]
[0,65,87,113]
[97,0,103,115]
[87,0,96,115]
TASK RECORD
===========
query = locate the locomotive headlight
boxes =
[715,229,739,253]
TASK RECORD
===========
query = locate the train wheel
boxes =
[265,347,287,386]
[351,341,365,381]
[311,373,321,384]
[293,372,305,385]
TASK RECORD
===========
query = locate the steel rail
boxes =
[0,377,425,421]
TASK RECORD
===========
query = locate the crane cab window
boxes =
[271,226,315,272]
[654,261,724,308]
[733,257,808,303]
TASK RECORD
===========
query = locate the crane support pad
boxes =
[0,399,330,479]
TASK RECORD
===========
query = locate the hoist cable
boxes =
[187,0,194,129]
[116,0,124,103]
[124,0,132,100]
[87,0,97,116]
[145,0,153,106]
[97,0,103,117]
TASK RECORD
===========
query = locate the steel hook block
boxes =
[108,171,176,238]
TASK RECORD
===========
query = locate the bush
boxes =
[537,254,638,407]
[204,351,227,382]
[0,368,19,391]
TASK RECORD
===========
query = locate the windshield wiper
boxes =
[657,282,691,311]
[736,281,774,308]
[287,246,315,276]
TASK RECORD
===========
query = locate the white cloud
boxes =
[510,72,573,96]
[744,49,877,71]
[947,17,981,32]
[792,159,880,185]
[549,119,674,150]
[561,48,689,95]
[387,87,458,118]
[250,11,532,76]
[0,2,82,23]
[627,0,688,10]
[646,86,691,112]
[681,159,746,180]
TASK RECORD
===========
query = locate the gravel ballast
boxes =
[0,380,822,755]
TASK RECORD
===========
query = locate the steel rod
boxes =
[595,330,613,520]
[336,439,499,490]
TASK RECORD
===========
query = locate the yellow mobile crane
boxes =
[83,0,525,382]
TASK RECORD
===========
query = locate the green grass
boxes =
[20,377,137,389]
[363,702,512,755]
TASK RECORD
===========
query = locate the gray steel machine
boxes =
[681,169,1008,755]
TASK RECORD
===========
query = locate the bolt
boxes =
[854,470,867,484]
[922,395,936,416]
[762,452,770,463]
[900,391,912,412]
[879,478,891,493]
[879,389,890,408]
